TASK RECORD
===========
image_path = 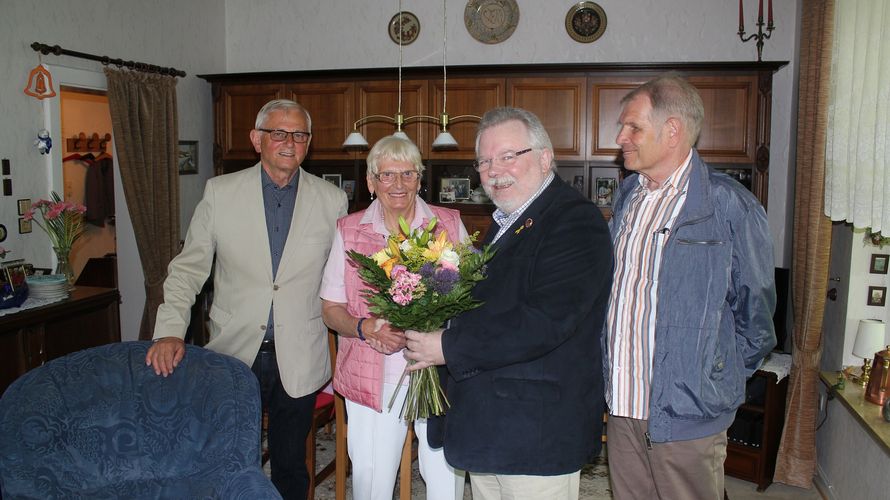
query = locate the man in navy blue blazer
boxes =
[405,107,612,499]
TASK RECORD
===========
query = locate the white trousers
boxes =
[346,382,465,500]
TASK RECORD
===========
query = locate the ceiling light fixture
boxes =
[343,0,480,150]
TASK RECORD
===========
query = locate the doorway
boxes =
[60,87,116,281]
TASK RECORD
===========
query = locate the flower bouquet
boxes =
[24,192,86,283]
[347,217,495,420]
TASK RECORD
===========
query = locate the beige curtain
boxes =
[773,0,835,489]
[105,68,180,340]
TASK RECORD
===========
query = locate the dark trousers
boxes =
[252,348,317,500]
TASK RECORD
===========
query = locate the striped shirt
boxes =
[606,150,693,419]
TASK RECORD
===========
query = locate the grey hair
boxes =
[621,73,704,147]
[366,135,426,176]
[475,107,556,169]
[254,99,312,132]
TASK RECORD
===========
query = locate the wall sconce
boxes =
[852,319,886,388]
[343,0,480,150]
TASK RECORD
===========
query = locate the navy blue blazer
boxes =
[430,176,613,475]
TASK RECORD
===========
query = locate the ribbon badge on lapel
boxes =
[514,218,534,235]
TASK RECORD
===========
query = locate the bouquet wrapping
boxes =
[347,216,495,420]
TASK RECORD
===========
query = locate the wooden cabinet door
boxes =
[688,75,757,163]
[428,77,505,160]
[507,77,588,161]
[355,79,428,153]
[287,82,357,161]
[588,75,757,164]
[216,83,285,161]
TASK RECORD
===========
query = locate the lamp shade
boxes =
[342,131,370,149]
[392,130,411,141]
[431,131,458,149]
[853,319,886,358]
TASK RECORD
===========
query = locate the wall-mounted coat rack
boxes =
[66,132,111,153]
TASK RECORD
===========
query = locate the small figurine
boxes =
[34,129,52,155]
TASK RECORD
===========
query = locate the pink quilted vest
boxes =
[332,203,465,412]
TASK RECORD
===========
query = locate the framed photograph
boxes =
[341,180,356,201]
[867,286,887,307]
[572,175,585,193]
[439,191,456,203]
[869,254,889,274]
[323,174,342,188]
[17,199,31,216]
[594,177,618,207]
[178,140,198,175]
[441,177,471,200]
[18,218,32,234]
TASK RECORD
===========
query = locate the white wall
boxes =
[0,0,225,340]
[224,0,801,268]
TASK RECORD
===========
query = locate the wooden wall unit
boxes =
[508,76,588,161]
[201,62,785,216]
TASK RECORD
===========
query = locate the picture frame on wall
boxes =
[178,141,198,175]
[867,286,887,307]
[18,218,31,234]
[869,254,889,274]
[322,174,342,188]
[441,177,471,200]
[17,199,31,216]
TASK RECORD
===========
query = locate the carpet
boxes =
[305,426,613,499]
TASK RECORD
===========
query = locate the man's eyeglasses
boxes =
[373,170,421,184]
[473,148,534,172]
[258,128,312,143]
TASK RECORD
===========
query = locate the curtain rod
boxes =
[31,42,186,78]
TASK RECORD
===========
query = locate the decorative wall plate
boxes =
[565,2,607,43]
[464,0,519,45]
[389,11,420,45]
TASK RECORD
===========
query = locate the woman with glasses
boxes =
[319,135,467,500]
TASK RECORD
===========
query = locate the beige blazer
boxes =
[154,164,348,398]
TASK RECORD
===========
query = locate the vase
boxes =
[53,247,75,285]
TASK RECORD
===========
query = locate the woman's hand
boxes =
[365,318,406,354]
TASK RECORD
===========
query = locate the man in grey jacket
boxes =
[605,74,776,499]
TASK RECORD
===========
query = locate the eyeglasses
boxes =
[373,170,421,184]
[258,128,312,143]
[473,148,534,172]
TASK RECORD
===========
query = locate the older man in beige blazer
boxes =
[147,99,347,499]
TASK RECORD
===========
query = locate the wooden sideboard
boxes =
[0,286,121,396]
[200,61,786,230]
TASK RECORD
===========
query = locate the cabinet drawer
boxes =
[725,443,760,481]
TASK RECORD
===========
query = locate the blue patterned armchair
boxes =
[0,341,280,499]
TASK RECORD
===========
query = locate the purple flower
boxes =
[430,267,459,295]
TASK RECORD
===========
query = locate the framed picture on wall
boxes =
[869,254,889,274]
[178,141,198,175]
[17,199,31,216]
[322,174,342,188]
[867,286,887,307]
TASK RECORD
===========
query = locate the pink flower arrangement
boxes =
[24,192,87,252]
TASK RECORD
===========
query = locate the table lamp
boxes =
[852,319,886,388]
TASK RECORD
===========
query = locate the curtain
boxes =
[773,0,835,489]
[824,0,890,231]
[105,68,180,340]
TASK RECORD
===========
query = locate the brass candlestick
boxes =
[739,18,775,62]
